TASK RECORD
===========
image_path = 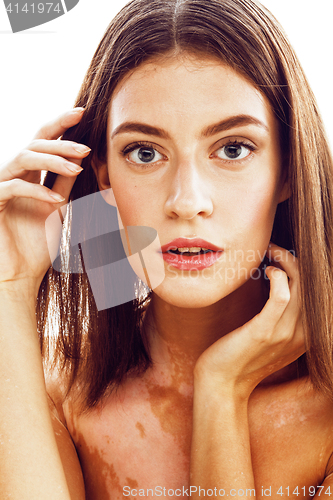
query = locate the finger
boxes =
[26,139,91,159]
[250,265,290,337]
[261,263,301,345]
[265,265,290,316]
[0,178,66,207]
[51,157,83,205]
[33,108,85,141]
[267,243,298,286]
[266,243,300,312]
[0,150,84,183]
[52,168,76,206]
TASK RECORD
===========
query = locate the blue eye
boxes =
[216,142,253,161]
[127,145,164,164]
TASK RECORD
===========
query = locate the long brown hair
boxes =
[39,0,333,410]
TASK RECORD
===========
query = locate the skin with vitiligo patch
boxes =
[53,359,333,500]
[145,343,194,458]
[54,316,333,498]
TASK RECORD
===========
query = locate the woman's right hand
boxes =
[194,244,304,399]
[0,108,91,298]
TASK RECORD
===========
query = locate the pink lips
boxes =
[160,238,224,271]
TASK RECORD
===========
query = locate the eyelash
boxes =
[121,139,256,167]
[213,139,256,163]
[121,141,162,168]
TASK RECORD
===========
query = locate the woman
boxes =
[1,0,333,498]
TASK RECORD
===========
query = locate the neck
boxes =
[144,275,269,385]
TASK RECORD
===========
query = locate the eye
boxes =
[215,141,254,161]
[123,143,164,165]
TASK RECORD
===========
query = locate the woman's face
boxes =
[99,53,288,308]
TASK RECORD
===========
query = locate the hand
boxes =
[194,244,305,399]
[0,108,90,297]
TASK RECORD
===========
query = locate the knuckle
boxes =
[251,324,271,343]
[29,138,44,149]
[35,122,53,140]
[15,149,28,163]
[259,331,286,348]
[274,290,290,307]
[277,330,293,344]
[254,330,270,343]
[9,178,23,192]
[29,139,39,148]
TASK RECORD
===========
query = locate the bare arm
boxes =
[0,288,75,499]
[0,110,89,499]
[191,381,254,496]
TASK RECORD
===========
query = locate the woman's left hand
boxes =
[194,243,305,399]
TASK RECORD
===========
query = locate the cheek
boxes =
[243,188,277,230]
[110,181,155,228]
[220,174,279,249]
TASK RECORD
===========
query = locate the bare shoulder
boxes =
[45,366,86,499]
[254,373,333,430]
[247,374,333,489]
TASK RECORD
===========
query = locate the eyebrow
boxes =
[201,114,269,137]
[110,114,269,140]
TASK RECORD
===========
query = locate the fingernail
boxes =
[50,192,65,202]
[73,144,91,154]
[66,163,84,173]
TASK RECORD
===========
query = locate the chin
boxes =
[152,277,240,309]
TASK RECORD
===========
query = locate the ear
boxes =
[92,159,118,207]
[92,159,111,191]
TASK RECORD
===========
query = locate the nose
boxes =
[164,160,213,220]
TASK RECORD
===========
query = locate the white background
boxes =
[0,0,332,162]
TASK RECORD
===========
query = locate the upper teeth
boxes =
[175,247,209,252]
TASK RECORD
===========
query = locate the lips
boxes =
[160,238,223,271]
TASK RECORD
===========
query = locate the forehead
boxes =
[108,54,276,134]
